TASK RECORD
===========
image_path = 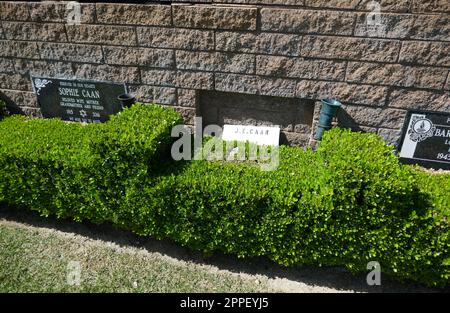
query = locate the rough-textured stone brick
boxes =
[2,22,67,41]
[153,87,177,105]
[355,13,450,41]
[261,8,355,35]
[305,0,361,9]
[141,69,175,87]
[338,105,406,129]
[128,85,155,103]
[360,126,380,134]
[0,24,4,39]
[177,89,197,108]
[216,52,252,74]
[176,51,216,72]
[104,46,174,68]
[176,71,214,90]
[96,3,171,26]
[306,0,411,12]
[11,59,33,75]
[176,51,255,74]
[128,85,176,105]
[256,33,302,56]
[0,2,30,21]
[378,128,402,147]
[214,74,298,97]
[0,99,42,117]
[301,36,401,62]
[0,89,38,108]
[38,42,103,63]
[388,89,450,111]
[0,73,31,91]
[170,106,196,125]
[296,81,388,106]
[14,60,74,78]
[360,0,411,12]
[141,69,214,90]
[346,62,448,89]
[445,74,450,91]
[0,58,15,73]
[29,2,95,24]
[0,40,40,59]
[294,123,312,134]
[258,77,297,98]
[66,25,136,46]
[74,64,140,84]
[137,27,214,51]
[214,52,255,74]
[215,31,257,53]
[173,4,257,30]
[257,55,346,81]
[281,132,311,146]
[16,106,42,117]
[399,41,450,66]
[215,73,259,94]
[174,0,213,2]
[413,0,450,13]
[212,0,304,4]
[216,32,302,56]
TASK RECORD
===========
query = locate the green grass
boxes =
[1,217,447,293]
[0,222,267,293]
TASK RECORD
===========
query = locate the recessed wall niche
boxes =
[199,91,315,146]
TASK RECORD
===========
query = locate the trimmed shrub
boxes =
[127,146,333,259]
[0,103,182,224]
[317,129,449,285]
[405,169,450,285]
[0,109,448,287]
[125,130,449,286]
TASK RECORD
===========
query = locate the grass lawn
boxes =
[0,221,268,293]
[1,208,446,293]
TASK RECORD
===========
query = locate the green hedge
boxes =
[125,131,449,286]
[317,130,449,285]
[0,106,448,286]
[0,103,182,224]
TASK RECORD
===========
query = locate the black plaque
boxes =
[31,76,126,123]
[398,110,450,170]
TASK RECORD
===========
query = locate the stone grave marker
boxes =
[31,76,126,123]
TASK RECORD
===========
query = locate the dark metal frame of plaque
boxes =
[397,109,450,170]
[31,75,128,123]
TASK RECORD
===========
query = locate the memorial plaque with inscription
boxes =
[31,76,126,123]
[398,110,450,170]
[222,124,280,146]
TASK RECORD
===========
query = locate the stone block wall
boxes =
[0,1,449,146]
